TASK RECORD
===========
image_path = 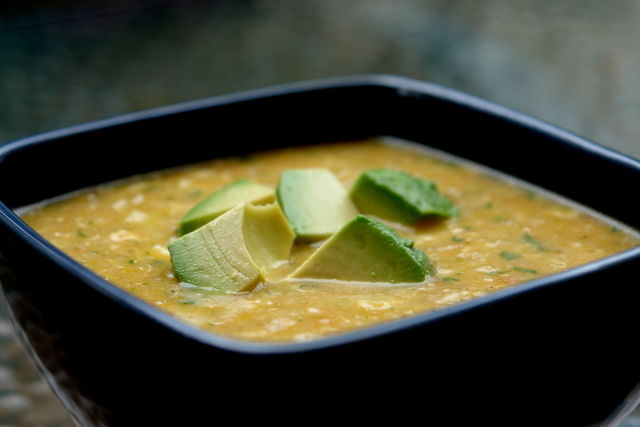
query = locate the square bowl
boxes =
[1,75,639,426]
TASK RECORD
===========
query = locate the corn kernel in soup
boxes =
[21,139,640,342]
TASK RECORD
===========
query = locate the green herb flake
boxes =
[523,189,536,200]
[179,299,197,305]
[127,259,137,264]
[442,277,460,282]
[500,251,521,260]
[610,226,620,233]
[484,269,511,276]
[513,267,538,274]
[76,230,87,238]
[484,202,494,209]
[522,233,548,251]
[189,189,203,198]
[485,266,538,275]
[452,236,465,243]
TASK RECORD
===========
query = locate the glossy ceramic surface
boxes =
[1,76,639,426]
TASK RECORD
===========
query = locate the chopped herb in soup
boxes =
[21,139,640,342]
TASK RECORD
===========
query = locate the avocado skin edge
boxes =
[350,169,457,224]
[290,215,432,283]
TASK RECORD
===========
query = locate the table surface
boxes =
[1,1,639,425]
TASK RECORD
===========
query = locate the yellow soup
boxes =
[22,139,640,342]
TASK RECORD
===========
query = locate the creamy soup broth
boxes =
[22,139,640,342]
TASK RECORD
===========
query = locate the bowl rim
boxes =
[1,74,639,354]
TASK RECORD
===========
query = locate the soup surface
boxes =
[22,139,640,342]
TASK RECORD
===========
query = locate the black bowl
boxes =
[1,75,639,426]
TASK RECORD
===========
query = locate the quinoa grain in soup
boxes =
[22,139,640,342]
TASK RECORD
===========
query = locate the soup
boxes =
[21,139,640,342]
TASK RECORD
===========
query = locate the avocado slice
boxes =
[350,169,457,224]
[179,179,275,235]
[243,203,296,274]
[289,215,431,283]
[169,203,294,292]
[277,168,359,241]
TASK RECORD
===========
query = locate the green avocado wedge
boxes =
[350,169,457,224]
[169,203,294,293]
[289,215,432,283]
[243,202,296,273]
[179,179,275,235]
[277,168,359,242]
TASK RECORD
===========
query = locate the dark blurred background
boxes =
[1,0,640,158]
[1,1,639,425]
